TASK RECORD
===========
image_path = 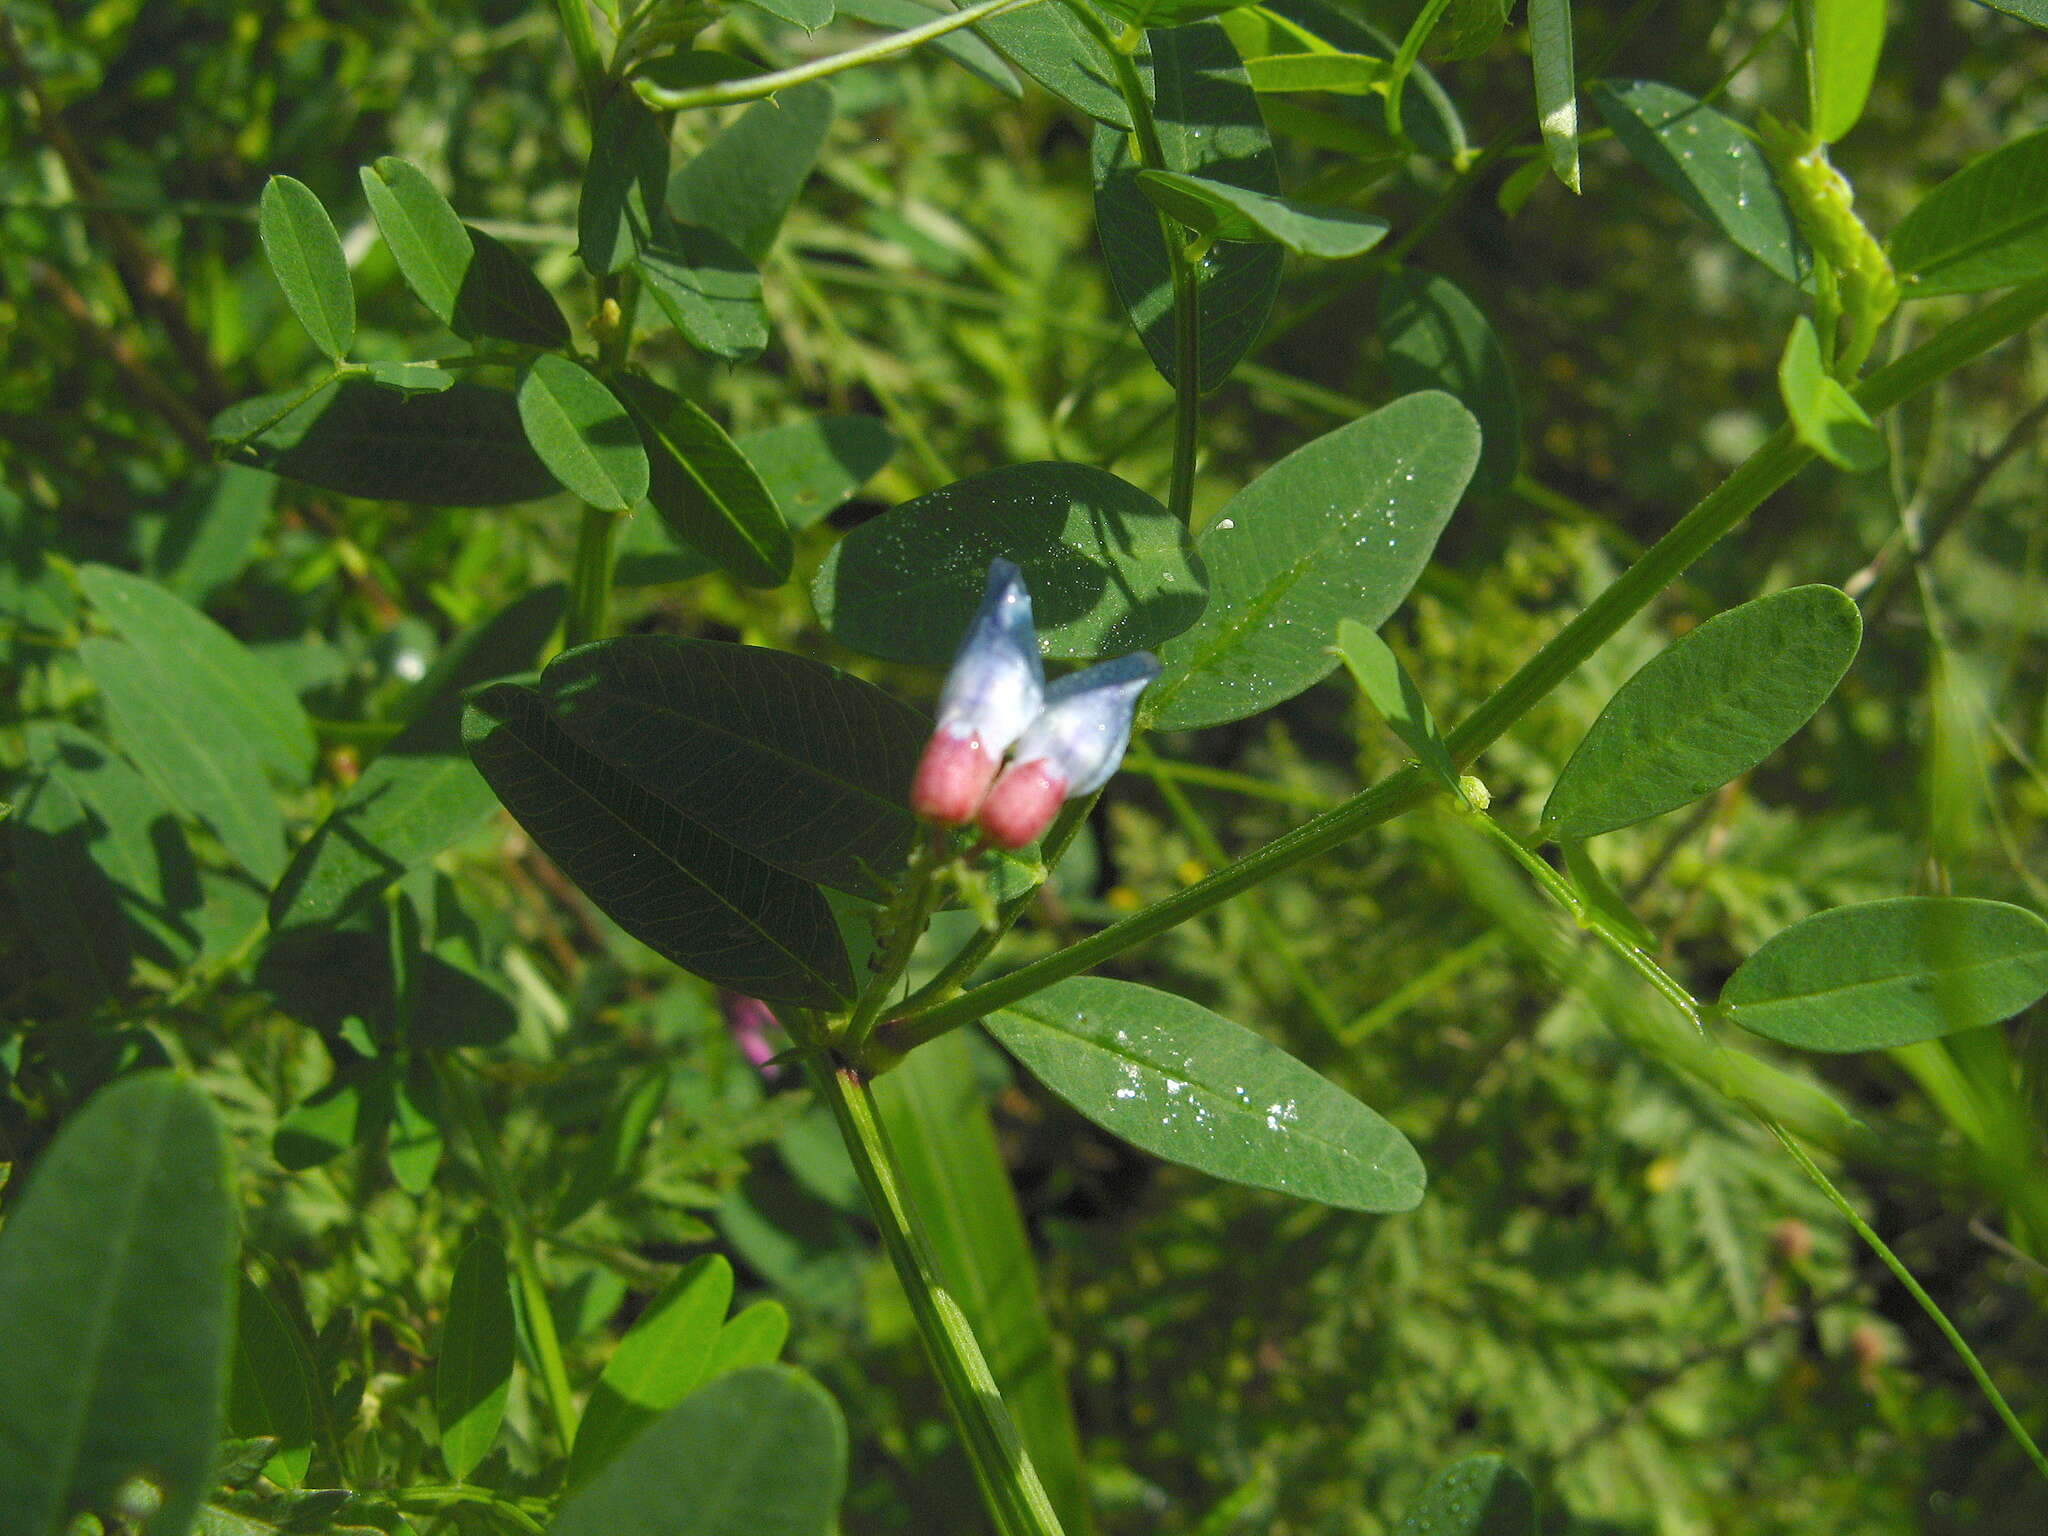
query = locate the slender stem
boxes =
[874,278,2048,1056]
[437,1061,581,1451]
[400,1486,549,1536]
[564,506,621,649]
[1065,0,1202,521]
[552,0,607,112]
[635,0,1044,110]
[844,850,948,1048]
[1384,0,1455,143]
[811,1058,1067,1536]
[1766,1122,2048,1483]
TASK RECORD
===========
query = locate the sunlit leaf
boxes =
[1543,586,1862,838]
[517,355,649,513]
[988,977,1426,1212]
[258,175,354,359]
[567,1255,733,1487]
[1891,127,2048,297]
[1777,316,1884,471]
[1148,392,1479,730]
[437,1236,516,1480]
[1724,898,2048,1051]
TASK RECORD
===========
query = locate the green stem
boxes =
[1766,1122,2048,1483]
[400,1486,549,1536]
[874,278,2048,1056]
[844,849,949,1048]
[437,1061,581,1452]
[1384,0,1455,143]
[564,505,620,649]
[635,0,1044,110]
[1065,0,1202,522]
[811,1058,1067,1536]
[551,0,607,113]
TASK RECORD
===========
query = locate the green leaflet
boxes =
[463,681,853,1007]
[1394,1455,1537,1534]
[0,1074,236,1536]
[813,460,1206,665]
[1724,898,2048,1052]
[549,1368,847,1536]
[988,976,1426,1212]
[258,175,354,359]
[1148,392,1480,730]
[1891,127,2048,297]
[1543,586,1862,839]
[435,1236,516,1480]
[1378,269,1522,493]
[567,1255,733,1487]
[516,355,649,513]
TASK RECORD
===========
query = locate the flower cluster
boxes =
[909,559,1157,849]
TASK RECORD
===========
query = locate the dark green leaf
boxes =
[258,927,516,1051]
[1592,80,1811,286]
[8,768,132,999]
[1093,23,1284,393]
[612,374,792,587]
[1395,1455,1537,1535]
[517,356,649,513]
[80,636,289,882]
[1971,0,2048,28]
[550,1367,846,1536]
[456,225,573,347]
[989,977,1425,1211]
[552,1067,670,1229]
[1543,586,1862,839]
[22,723,200,967]
[738,0,836,28]
[0,1073,235,1536]
[258,175,354,359]
[464,682,853,1006]
[580,90,671,277]
[80,563,313,786]
[227,1276,315,1489]
[1724,898,2048,1051]
[633,49,761,92]
[976,2,1131,127]
[1890,127,2048,297]
[1135,169,1389,257]
[813,460,1207,665]
[669,83,835,264]
[1378,270,1522,493]
[1778,316,1884,470]
[539,635,925,901]
[271,586,565,933]
[145,465,274,601]
[1333,619,1460,795]
[836,0,1019,94]
[1147,392,1479,730]
[567,1255,733,1487]
[1529,0,1581,191]
[636,229,769,364]
[437,1237,516,1480]
[1093,0,1258,26]
[214,379,562,506]
[875,1034,1093,1533]
[359,157,472,326]
[615,415,894,587]
[1811,0,1885,144]
[1431,0,1509,60]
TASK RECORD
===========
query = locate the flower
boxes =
[722,993,784,1080]
[978,652,1159,850]
[910,558,1044,825]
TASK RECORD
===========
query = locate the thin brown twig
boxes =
[30,259,212,454]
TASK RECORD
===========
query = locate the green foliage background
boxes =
[4,0,2048,1531]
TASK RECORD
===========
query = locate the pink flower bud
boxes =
[976,653,1159,848]
[722,993,783,1080]
[912,558,1044,825]
[977,758,1070,850]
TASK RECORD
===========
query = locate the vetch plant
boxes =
[9,0,2048,1532]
